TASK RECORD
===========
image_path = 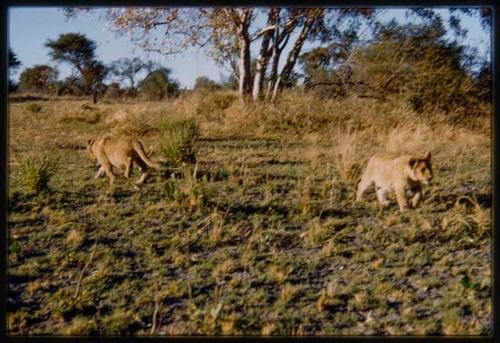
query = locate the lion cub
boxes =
[356,151,433,212]
[87,134,164,185]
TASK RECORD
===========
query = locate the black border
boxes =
[1,1,497,342]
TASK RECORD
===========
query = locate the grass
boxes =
[25,102,42,113]
[7,91,491,336]
[19,154,59,194]
[158,117,199,164]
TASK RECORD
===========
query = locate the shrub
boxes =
[19,155,58,194]
[104,82,123,99]
[19,65,58,94]
[158,117,199,164]
[164,165,213,212]
[25,103,42,113]
[139,68,179,100]
[196,92,238,121]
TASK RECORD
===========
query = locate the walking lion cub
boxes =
[87,134,164,185]
[356,151,433,212]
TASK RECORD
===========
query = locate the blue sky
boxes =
[8,7,490,89]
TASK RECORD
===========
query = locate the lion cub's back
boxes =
[365,153,401,185]
[99,135,136,163]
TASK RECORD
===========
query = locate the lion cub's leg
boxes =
[99,160,116,185]
[356,174,372,202]
[95,166,106,179]
[136,171,150,185]
[394,186,410,212]
[410,187,423,209]
[124,157,133,178]
[376,187,390,208]
[135,158,149,185]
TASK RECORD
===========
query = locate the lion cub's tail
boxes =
[133,140,166,171]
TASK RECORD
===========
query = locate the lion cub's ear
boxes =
[422,151,431,161]
[87,138,95,147]
[409,158,417,168]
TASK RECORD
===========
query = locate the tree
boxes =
[193,76,222,91]
[65,7,484,104]
[474,60,491,103]
[9,47,22,91]
[138,68,180,100]
[110,57,154,92]
[56,75,86,96]
[64,8,331,101]
[9,47,21,70]
[45,33,109,103]
[104,82,123,99]
[298,26,367,97]
[19,65,59,94]
[348,18,486,114]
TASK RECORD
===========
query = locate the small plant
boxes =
[158,117,199,164]
[297,176,313,216]
[25,103,42,113]
[301,217,328,248]
[164,164,213,212]
[196,92,237,121]
[19,155,58,194]
[333,131,361,183]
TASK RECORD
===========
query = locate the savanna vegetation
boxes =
[8,7,491,336]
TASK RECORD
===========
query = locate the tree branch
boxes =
[251,24,278,42]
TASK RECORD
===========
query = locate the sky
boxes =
[8,7,491,89]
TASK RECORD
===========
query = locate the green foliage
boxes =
[164,166,213,212]
[139,68,180,100]
[25,103,42,113]
[194,76,222,91]
[19,155,58,194]
[9,47,21,70]
[9,47,21,91]
[45,33,97,66]
[45,33,108,97]
[110,57,153,90]
[19,65,59,93]
[196,92,237,120]
[298,17,490,117]
[351,20,487,114]
[100,311,142,335]
[104,82,123,99]
[158,117,199,164]
[56,76,86,96]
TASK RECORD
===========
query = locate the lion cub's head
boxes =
[408,151,433,184]
[86,138,97,162]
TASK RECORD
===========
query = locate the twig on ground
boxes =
[73,239,97,299]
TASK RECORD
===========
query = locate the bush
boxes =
[19,65,58,94]
[164,165,213,212]
[158,117,199,164]
[139,68,179,100]
[19,155,58,194]
[25,103,42,113]
[196,92,238,121]
[104,82,123,99]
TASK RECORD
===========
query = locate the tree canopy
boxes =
[138,67,180,100]
[45,33,108,102]
[110,57,154,89]
[19,65,59,93]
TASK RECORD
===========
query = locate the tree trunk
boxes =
[92,90,97,104]
[252,9,276,101]
[238,35,252,101]
[273,17,314,100]
[265,26,282,100]
[237,10,252,102]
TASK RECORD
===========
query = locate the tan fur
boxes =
[87,134,164,185]
[356,151,433,212]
